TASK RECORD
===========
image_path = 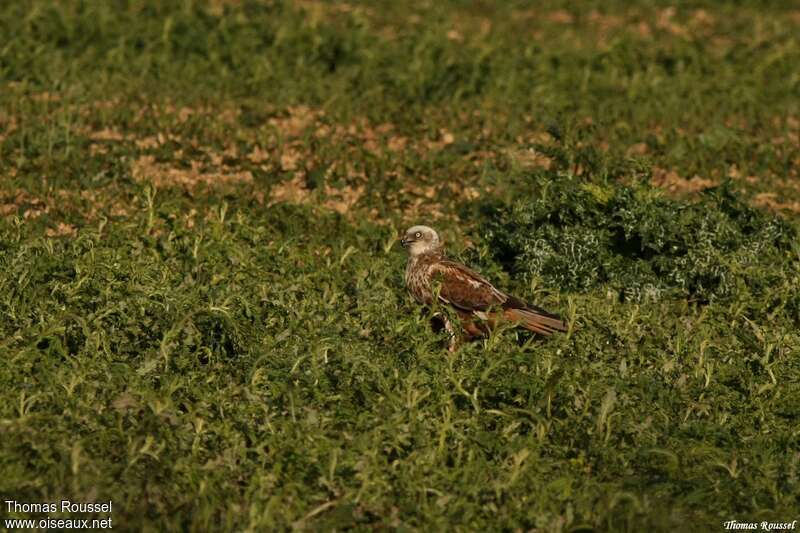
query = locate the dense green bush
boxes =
[484,176,798,306]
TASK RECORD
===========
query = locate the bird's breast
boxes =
[405,257,433,304]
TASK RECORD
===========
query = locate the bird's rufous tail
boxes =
[504,307,567,336]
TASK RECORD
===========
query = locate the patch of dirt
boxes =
[73,188,130,219]
[89,128,126,142]
[30,91,61,103]
[655,8,688,37]
[547,10,574,24]
[67,103,491,225]
[134,136,162,149]
[89,144,111,156]
[323,183,365,214]
[131,155,253,190]
[268,175,312,206]
[387,136,407,152]
[506,147,553,170]
[0,114,18,142]
[248,146,270,164]
[1,184,131,224]
[268,176,365,216]
[0,189,49,219]
[588,10,624,33]
[157,103,240,125]
[45,222,77,238]
[423,129,456,152]
[292,0,374,24]
[626,142,649,156]
[727,165,760,184]
[269,106,322,139]
[279,145,305,172]
[635,21,653,39]
[753,193,800,214]
[651,167,716,194]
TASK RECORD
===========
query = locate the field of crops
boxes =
[1,1,799,530]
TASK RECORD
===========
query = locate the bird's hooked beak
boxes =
[400,236,409,248]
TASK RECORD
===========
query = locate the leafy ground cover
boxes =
[1,1,799,530]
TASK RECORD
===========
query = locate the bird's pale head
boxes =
[401,225,441,256]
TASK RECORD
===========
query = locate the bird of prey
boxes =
[401,225,567,350]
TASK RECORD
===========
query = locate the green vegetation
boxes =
[1,1,799,530]
[483,177,797,302]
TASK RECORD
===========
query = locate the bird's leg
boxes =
[429,311,460,351]
[447,336,460,352]
[442,315,460,352]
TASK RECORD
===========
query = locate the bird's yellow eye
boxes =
[415,232,421,238]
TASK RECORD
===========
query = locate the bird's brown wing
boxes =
[431,260,568,335]
[429,260,508,311]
